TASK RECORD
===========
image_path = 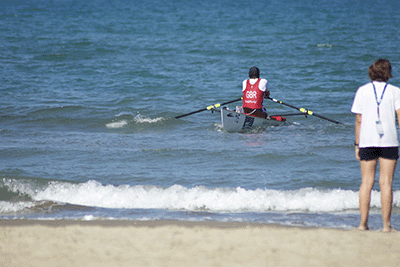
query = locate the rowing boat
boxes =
[221,107,286,132]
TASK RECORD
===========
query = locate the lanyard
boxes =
[372,82,388,120]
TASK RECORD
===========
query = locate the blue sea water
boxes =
[1,0,400,230]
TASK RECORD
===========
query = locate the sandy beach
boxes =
[1,220,399,267]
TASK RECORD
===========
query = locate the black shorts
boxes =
[359,147,399,161]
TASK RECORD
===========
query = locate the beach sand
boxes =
[1,220,399,267]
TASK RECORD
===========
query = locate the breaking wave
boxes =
[3,178,399,214]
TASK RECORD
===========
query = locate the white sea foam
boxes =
[83,214,96,220]
[4,179,398,214]
[105,120,128,128]
[133,114,164,123]
[105,114,164,128]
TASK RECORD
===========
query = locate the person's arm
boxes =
[261,79,270,98]
[242,80,247,92]
[396,109,400,127]
[355,114,362,161]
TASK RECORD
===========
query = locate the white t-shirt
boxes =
[242,78,269,92]
[351,81,400,148]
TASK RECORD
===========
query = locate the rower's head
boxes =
[369,58,392,82]
[249,66,260,79]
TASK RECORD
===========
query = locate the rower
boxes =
[242,66,270,118]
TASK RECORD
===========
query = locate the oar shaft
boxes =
[309,112,342,124]
[267,97,342,124]
[175,108,207,118]
[175,98,242,119]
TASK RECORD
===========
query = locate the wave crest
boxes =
[2,179,385,213]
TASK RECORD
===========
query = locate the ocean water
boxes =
[1,0,400,230]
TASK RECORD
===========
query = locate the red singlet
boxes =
[243,79,263,109]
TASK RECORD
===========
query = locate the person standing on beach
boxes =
[351,58,400,232]
[242,66,270,118]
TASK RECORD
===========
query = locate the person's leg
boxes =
[359,159,378,230]
[379,157,397,232]
[242,108,267,118]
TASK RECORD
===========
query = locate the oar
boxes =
[267,97,342,124]
[270,113,312,117]
[175,98,242,119]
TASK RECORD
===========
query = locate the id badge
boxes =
[376,120,384,137]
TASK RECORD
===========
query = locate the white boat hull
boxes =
[221,108,285,132]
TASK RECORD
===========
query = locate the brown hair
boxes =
[368,58,393,82]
